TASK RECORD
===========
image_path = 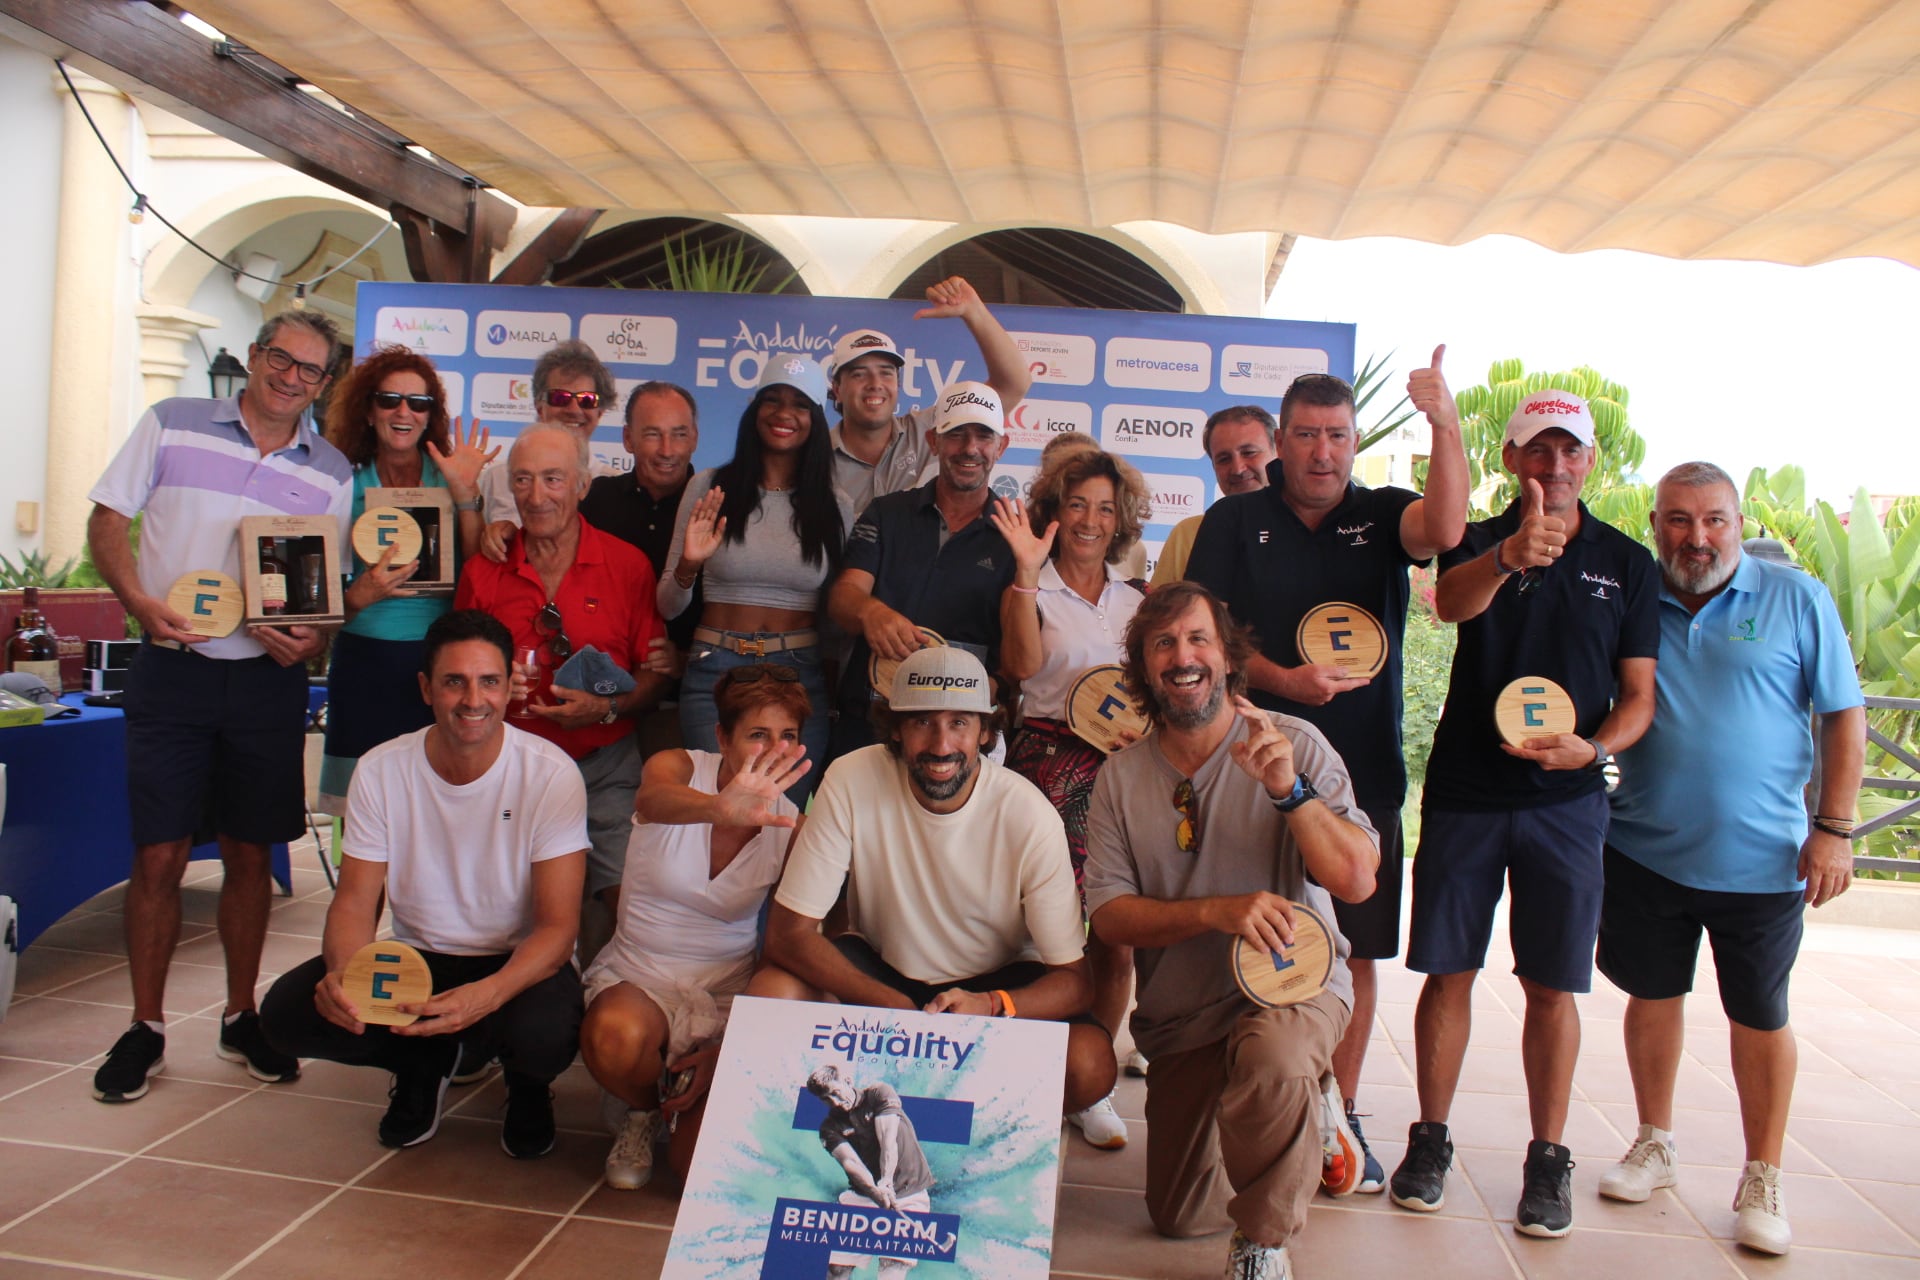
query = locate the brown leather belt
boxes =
[691,626,819,657]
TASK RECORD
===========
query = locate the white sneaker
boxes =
[1733,1160,1791,1255]
[1069,1095,1128,1149]
[1123,1048,1149,1077]
[1224,1228,1291,1280]
[1597,1124,1678,1202]
[605,1107,663,1190]
[599,1088,628,1137]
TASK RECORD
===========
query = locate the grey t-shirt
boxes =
[831,410,935,516]
[656,469,854,619]
[1083,712,1373,1059]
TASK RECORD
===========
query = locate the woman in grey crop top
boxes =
[657,353,848,801]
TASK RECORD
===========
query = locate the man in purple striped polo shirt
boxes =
[84,310,354,1103]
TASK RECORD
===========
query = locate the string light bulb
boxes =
[290,282,308,309]
[128,193,147,225]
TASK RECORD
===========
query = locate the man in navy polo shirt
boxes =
[1594,462,1863,1256]
[1184,348,1468,1192]
[825,381,1017,759]
[1390,389,1659,1239]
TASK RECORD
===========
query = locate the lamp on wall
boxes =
[208,347,249,399]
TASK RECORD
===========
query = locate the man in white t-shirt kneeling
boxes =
[261,610,590,1158]
[752,646,1118,1126]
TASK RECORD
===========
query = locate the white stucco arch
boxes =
[855,221,1208,314]
[142,176,386,309]
[573,210,830,297]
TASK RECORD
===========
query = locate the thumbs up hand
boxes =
[1406,344,1458,433]
[1502,478,1567,569]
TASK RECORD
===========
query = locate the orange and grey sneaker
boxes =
[1317,1072,1362,1196]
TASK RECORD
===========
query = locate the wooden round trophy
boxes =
[341,939,433,1027]
[165,570,244,639]
[1494,676,1577,747]
[1295,602,1388,679]
[1065,664,1148,754]
[1231,901,1336,1009]
[351,506,423,568]
[869,628,945,700]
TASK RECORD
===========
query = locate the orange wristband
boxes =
[993,989,1016,1018]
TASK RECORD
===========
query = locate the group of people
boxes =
[75,286,1864,1280]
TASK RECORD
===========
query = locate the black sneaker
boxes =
[92,1023,166,1103]
[379,1051,455,1148]
[1516,1139,1576,1238]
[215,1010,301,1084]
[1389,1121,1453,1212]
[501,1071,556,1159]
[1347,1102,1386,1194]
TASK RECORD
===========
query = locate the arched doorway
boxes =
[890,228,1183,312]
[554,217,810,294]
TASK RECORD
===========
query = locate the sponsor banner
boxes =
[438,371,465,420]
[988,462,1039,505]
[1140,471,1207,525]
[1104,336,1212,394]
[1003,397,1092,451]
[355,282,1352,521]
[663,997,1066,1279]
[1220,343,1329,398]
[1140,538,1165,579]
[1099,403,1206,461]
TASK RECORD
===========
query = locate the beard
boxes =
[908,750,975,802]
[1157,664,1227,731]
[1662,545,1737,596]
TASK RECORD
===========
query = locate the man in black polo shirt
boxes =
[1184,349,1468,1193]
[580,381,700,648]
[826,381,1016,759]
[1388,389,1658,1240]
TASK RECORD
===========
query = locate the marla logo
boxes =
[1525,398,1585,416]
[906,672,981,691]
[487,322,562,346]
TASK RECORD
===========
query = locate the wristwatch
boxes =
[451,497,482,513]
[1271,773,1319,814]
[598,697,620,725]
[1585,738,1612,771]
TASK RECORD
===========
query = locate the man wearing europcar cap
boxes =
[1390,389,1659,1240]
[826,380,1018,760]
[828,276,1032,513]
[755,646,1118,1122]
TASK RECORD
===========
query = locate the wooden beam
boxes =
[494,208,603,287]
[0,0,505,232]
[396,190,512,284]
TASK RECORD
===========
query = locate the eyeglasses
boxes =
[1516,567,1543,597]
[725,664,800,686]
[371,391,436,412]
[536,601,572,661]
[543,389,602,411]
[258,345,330,386]
[1173,778,1202,855]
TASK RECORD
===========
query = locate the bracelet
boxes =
[1008,584,1039,595]
[673,569,698,590]
[993,989,1015,1018]
[1491,540,1519,576]
[1812,818,1856,840]
[1813,813,1856,829]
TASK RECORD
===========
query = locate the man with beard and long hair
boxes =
[753,646,1119,1125]
[1593,462,1863,1256]
[1082,581,1380,1280]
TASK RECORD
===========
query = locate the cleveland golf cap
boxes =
[889,646,995,713]
[1504,389,1596,449]
[828,329,905,378]
[931,381,1006,436]
[754,351,830,408]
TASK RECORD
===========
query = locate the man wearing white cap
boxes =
[828,276,1032,514]
[826,380,1016,760]
[755,646,1119,1130]
[1390,390,1659,1239]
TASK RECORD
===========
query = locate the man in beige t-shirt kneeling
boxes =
[754,646,1118,1134]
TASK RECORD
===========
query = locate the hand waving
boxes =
[712,741,809,828]
[988,494,1056,577]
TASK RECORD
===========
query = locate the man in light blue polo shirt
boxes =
[1595,461,1864,1257]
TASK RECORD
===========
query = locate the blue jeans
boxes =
[678,634,829,807]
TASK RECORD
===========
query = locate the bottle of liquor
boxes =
[6,587,62,686]
[259,539,288,616]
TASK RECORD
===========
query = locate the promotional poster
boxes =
[663,996,1069,1279]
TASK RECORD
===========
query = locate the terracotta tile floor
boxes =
[6,851,1920,1279]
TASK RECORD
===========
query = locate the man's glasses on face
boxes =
[537,601,572,661]
[257,345,329,386]
[543,389,601,411]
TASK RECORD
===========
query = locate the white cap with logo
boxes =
[1504,389,1596,449]
[828,329,905,378]
[930,381,1006,436]
[889,646,995,713]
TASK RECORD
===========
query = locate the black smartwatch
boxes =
[1585,738,1612,771]
[1271,773,1319,814]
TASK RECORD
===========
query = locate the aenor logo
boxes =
[1100,404,1205,460]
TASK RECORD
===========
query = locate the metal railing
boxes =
[1853,695,1920,875]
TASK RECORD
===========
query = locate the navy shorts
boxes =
[1407,788,1609,993]
[1596,846,1804,1032]
[123,642,310,847]
[1330,805,1404,961]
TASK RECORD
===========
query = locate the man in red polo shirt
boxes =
[457,423,668,911]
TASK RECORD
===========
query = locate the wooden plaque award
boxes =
[1065,664,1149,753]
[165,571,244,639]
[341,939,433,1027]
[1295,602,1388,679]
[1494,676,1577,747]
[1231,901,1336,1009]
[869,628,946,701]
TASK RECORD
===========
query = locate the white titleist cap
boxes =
[890,646,995,713]
[1504,389,1596,449]
[931,381,1006,436]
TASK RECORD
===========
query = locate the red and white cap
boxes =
[1504,389,1596,449]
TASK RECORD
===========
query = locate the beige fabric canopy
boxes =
[182,0,1920,267]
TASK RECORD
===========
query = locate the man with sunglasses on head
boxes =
[1183,354,1468,1195]
[476,340,623,560]
[1391,390,1658,1239]
[827,276,1032,515]
[457,423,669,921]
[1082,581,1380,1280]
[85,310,354,1103]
